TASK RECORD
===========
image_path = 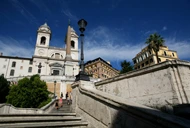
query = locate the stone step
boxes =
[0,113,76,117]
[0,121,88,128]
[0,116,82,123]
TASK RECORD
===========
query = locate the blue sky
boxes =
[0,0,190,70]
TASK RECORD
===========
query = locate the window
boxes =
[172,53,175,57]
[3,65,6,68]
[10,69,15,76]
[158,58,161,63]
[142,63,144,67]
[5,59,7,61]
[12,61,16,67]
[139,57,142,62]
[53,70,59,75]
[150,58,153,63]
[20,66,23,69]
[143,54,146,59]
[145,52,148,58]
[149,50,152,55]
[71,40,75,48]
[55,53,60,59]
[145,61,149,65]
[29,60,33,65]
[40,36,46,45]
[28,67,32,73]
[164,51,167,56]
[136,59,139,63]
[22,60,24,63]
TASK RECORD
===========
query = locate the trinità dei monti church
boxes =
[0,23,80,98]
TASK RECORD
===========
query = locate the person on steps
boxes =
[55,101,59,110]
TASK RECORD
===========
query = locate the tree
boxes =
[6,74,50,108]
[0,75,10,103]
[145,33,165,63]
[120,60,133,74]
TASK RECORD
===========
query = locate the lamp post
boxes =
[54,80,56,98]
[75,19,90,81]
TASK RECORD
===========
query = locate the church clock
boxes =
[38,49,45,55]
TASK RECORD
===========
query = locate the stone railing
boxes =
[7,75,76,83]
[0,99,56,114]
[71,81,190,128]
[95,60,190,108]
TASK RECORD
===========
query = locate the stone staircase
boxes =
[0,100,90,128]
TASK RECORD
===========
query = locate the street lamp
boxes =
[75,19,90,81]
[54,80,56,98]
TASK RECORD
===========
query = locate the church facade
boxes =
[0,23,80,98]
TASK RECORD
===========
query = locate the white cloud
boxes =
[0,36,34,58]
[162,26,167,31]
[83,26,145,62]
[166,38,190,60]
[82,26,190,63]
[29,0,52,15]
[61,10,78,21]
[9,0,39,25]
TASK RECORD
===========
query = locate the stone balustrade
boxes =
[71,80,190,128]
[95,60,190,108]
[0,99,56,114]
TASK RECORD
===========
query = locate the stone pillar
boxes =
[65,24,72,61]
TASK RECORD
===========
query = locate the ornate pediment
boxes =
[49,62,62,67]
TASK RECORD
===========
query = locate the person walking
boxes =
[67,91,72,105]
[59,97,63,107]
[55,101,59,110]
[61,92,63,99]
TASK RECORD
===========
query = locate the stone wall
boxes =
[71,81,190,128]
[0,99,56,114]
[95,60,190,108]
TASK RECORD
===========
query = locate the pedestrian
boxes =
[67,91,72,105]
[59,97,63,107]
[61,92,63,99]
[55,101,59,110]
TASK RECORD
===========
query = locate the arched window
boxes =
[40,36,46,45]
[10,69,15,76]
[55,53,60,59]
[71,40,75,48]
[12,61,16,67]
[28,67,32,73]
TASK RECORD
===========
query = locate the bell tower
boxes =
[34,23,51,56]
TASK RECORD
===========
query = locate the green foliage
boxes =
[145,33,165,63]
[120,60,133,74]
[38,97,51,108]
[0,75,10,103]
[6,74,50,108]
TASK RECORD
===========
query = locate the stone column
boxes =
[65,24,72,61]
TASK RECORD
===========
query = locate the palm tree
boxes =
[145,33,165,63]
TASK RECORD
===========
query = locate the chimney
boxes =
[0,52,3,56]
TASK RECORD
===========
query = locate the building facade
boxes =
[132,45,178,69]
[85,57,119,80]
[0,23,79,98]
